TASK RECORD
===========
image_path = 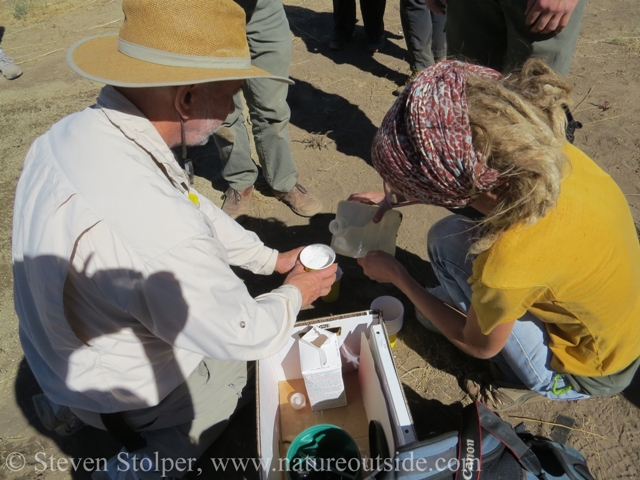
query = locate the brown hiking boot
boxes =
[222,186,254,219]
[273,184,322,217]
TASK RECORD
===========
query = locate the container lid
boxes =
[300,244,336,270]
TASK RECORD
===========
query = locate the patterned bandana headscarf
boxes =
[372,60,503,207]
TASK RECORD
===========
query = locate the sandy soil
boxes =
[1,0,639,478]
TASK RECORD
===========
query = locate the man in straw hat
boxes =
[12,1,336,478]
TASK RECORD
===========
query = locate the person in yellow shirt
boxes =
[351,58,640,411]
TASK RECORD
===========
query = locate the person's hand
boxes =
[426,0,447,15]
[525,0,579,34]
[357,250,407,285]
[275,247,304,274]
[347,191,392,224]
[284,262,338,307]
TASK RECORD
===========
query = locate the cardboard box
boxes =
[257,311,417,479]
[298,326,347,411]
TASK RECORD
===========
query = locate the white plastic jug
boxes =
[329,201,402,258]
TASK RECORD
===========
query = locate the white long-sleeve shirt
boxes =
[12,86,301,413]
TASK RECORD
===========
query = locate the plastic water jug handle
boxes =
[329,218,348,235]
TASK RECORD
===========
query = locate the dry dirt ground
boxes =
[1,0,640,478]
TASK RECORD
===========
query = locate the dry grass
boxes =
[604,36,640,51]
[293,133,333,150]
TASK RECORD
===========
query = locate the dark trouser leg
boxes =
[333,0,357,37]
[446,0,508,71]
[400,0,434,70]
[360,0,386,38]
[431,11,447,59]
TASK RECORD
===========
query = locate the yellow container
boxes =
[321,266,343,303]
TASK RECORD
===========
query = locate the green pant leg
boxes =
[214,92,259,191]
[215,0,297,193]
[244,0,298,193]
[446,0,509,72]
[502,0,588,75]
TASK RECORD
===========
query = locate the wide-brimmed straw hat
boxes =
[67,0,291,87]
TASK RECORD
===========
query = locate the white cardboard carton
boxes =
[256,311,417,480]
[298,326,347,411]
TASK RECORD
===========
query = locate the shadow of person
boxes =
[623,365,640,410]
[231,214,439,322]
[287,76,380,165]
[402,385,464,439]
[181,74,381,176]
[284,4,408,85]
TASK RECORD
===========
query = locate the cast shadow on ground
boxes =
[623,367,640,410]
[285,4,410,87]
[232,214,437,321]
[288,76,379,165]
[181,74,380,171]
[402,386,464,439]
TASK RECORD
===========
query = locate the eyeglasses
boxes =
[383,182,422,208]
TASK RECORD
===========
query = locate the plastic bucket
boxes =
[286,424,362,480]
[371,296,404,348]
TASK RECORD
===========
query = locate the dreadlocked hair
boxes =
[465,58,573,254]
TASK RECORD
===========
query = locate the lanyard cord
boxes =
[179,116,195,185]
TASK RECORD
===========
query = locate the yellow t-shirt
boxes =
[470,143,640,377]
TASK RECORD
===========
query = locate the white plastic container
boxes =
[329,201,402,258]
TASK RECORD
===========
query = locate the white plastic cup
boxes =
[370,296,404,347]
[300,244,336,271]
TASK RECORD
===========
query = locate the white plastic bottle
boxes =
[329,201,402,258]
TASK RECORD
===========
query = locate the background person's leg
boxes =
[431,11,447,60]
[360,0,386,49]
[332,0,357,39]
[213,95,258,192]
[243,0,298,194]
[400,0,435,71]
[426,215,589,401]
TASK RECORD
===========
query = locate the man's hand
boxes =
[525,0,579,34]
[357,250,407,285]
[347,192,392,224]
[275,247,304,274]
[284,262,338,307]
[426,0,447,15]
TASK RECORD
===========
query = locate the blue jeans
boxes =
[424,215,588,400]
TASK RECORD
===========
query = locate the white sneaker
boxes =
[0,52,22,80]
